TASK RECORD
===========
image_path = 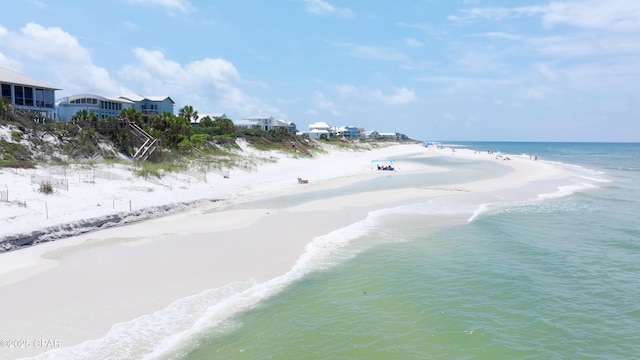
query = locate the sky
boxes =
[1,0,639,142]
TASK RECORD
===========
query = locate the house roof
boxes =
[309,121,332,129]
[119,94,174,103]
[59,93,134,104]
[0,66,61,90]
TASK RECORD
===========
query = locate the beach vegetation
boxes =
[148,112,191,149]
[0,139,32,164]
[38,182,53,194]
[10,130,22,141]
[178,105,199,124]
[134,161,180,178]
[1,104,416,174]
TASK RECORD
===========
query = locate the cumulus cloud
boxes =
[119,47,278,117]
[0,22,277,117]
[0,22,125,95]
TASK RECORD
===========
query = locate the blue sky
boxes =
[1,0,639,141]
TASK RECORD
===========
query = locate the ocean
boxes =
[169,142,640,360]
[28,142,639,360]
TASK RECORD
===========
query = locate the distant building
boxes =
[308,121,333,139]
[235,116,297,133]
[378,132,409,140]
[55,94,134,121]
[335,125,359,139]
[119,94,175,122]
[191,112,227,126]
[0,66,60,118]
[362,130,380,140]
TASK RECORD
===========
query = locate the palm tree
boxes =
[119,107,142,126]
[149,112,191,148]
[71,109,98,123]
[178,105,199,124]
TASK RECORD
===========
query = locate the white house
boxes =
[362,130,380,140]
[235,116,297,133]
[0,66,60,119]
[308,121,333,139]
[191,112,227,126]
[378,132,398,140]
[55,94,134,121]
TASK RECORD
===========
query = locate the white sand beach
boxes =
[0,142,585,359]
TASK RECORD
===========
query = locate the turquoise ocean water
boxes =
[32,143,639,360]
[171,142,640,360]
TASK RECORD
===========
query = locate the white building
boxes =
[235,116,297,133]
[308,121,333,139]
[191,112,227,125]
[55,94,134,121]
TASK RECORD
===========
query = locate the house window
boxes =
[14,86,24,105]
[1,84,11,102]
[24,87,34,106]
[35,88,44,107]
[43,90,54,108]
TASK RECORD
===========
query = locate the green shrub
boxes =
[10,130,22,141]
[39,182,53,194]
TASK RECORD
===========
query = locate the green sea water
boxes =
[176,143,640,359]
[26,143,639,360]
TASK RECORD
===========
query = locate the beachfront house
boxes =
[191,112,227,126]
[234,116,297,133]
[380,132,407,140]
[362,130,380,140]
[55,94,135,121]
[119,94,175,123]
[335,125,360,139]
[0,66,60,119]
[308,121,333,139]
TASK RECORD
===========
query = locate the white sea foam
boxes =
[22,211,384,360]
[467,203,492,223]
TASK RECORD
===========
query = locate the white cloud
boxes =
[542,0,640,31]
[335,84,356,98]
[371,87,417,105]
[126,0,194,14]
[475,32,522,40]
[448,6,540,22]
[119,48,277,117]
[405,38,424,48]
[0,22,125,95]
[350,45,407,61]
[313,92,341,116]
[303,0,354,17]
[333,84,416,105]
[450,0,640,31]
[533,63,559,81]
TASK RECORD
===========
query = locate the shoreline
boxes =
[0,144,592,359]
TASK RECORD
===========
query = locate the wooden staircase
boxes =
[128,122,160,161]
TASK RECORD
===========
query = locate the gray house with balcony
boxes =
[0,66,60,119]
